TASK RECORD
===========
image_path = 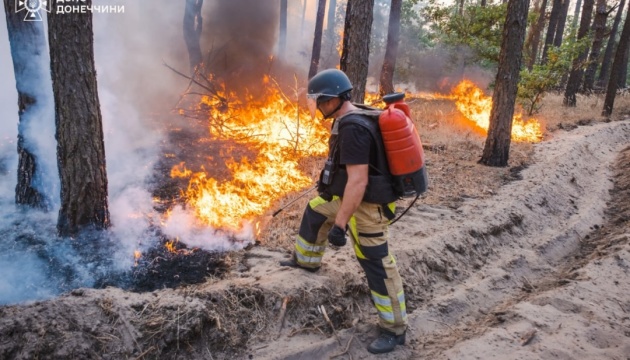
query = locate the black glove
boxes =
[328,224,347,247]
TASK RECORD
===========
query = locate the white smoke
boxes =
[0,0,335,305]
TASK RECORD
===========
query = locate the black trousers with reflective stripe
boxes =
[292,195,407,334]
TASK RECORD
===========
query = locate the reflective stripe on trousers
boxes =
[292,195,407,334]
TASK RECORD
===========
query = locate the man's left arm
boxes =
[335,163,368,228]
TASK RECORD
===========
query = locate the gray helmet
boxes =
[307,69,353,102]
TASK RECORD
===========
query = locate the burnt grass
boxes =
[0,117,248,300]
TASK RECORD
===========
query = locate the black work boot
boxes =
[279,253,320,273]
[367,329,406,354]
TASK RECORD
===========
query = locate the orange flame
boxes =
[171,85,328,234]
[134,250,141,266]
[446,80,542,142]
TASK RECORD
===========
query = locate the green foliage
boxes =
[423,1,507,65]
[517,36,591,115]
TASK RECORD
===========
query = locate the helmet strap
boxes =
[320,98,346,119]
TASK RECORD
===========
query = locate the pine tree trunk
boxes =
[572,0,583,31]
[617,45,630,88]
[541,0,563,63]
[340,0,374,103]
[48,1,111,236]
[325,0,337,61]
[308,0,327,79]
[379,0,402,96]
[301,0,309,38]
[184,0,204,74]
[563,0,594,106]
[279,0,288,58]
[552,0,570,47]
[526,0,548,69]
[597,0,626,86]
[603,3,630,115]
[479,0,530,167]
[3,0,49,209]
[582,0,609,93]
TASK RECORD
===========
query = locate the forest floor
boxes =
[1,93,630,360]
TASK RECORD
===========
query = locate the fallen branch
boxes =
[276,296,290,338]
[117,309,140,351]
[522,276,536,291]
[330,335,354,359]
[614,298,627,313]
[428,318,455,331]
[133,346,156,360]
[318,305,342,345]
[520,328,537,346]
[163,61,226,104]
[288,326,322,337]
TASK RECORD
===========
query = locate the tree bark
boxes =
[572,0,583,31]
[526,0,548,69]
[279,0,288,58]
[617,43,630,88]
[308,0,327,79]
[48,0,111,236]
[340,0,375,103]
[379,0,402,96]
[479,0,530,167]
[603,3,630,115]
[582,0,609,92]
[301,0,309,38]
[541,0,563,64]
[552,0,570,47]
[184,0,204,74]
[3,0,51,209]
[325,0,338,60]
[597,0,626,86]
[563,0,594,106]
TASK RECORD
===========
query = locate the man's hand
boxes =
[335,164,368,226]
[328,224,347,247]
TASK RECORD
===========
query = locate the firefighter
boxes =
[280,69,407,354]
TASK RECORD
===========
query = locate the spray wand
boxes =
[272,185,318,217]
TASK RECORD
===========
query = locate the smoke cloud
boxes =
[0,0,494,305]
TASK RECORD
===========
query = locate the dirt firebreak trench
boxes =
[1,119,629,360]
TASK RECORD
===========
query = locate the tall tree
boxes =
[541,0,563,63]
[617,43,630,88]
[183,0,204,74]
[308,0,327,79]
[301,0,309,38]
[552,0,570,47]
[526,0,549,69]
[340,0,375,103]
[563,0,594,106]
[3,0,50,208]
[379,0,402,95]
[279,0,288,58]
[582,0,610,92]
[572,0,583,31]
[325,0,338,60]
[479,0,530,167]
[597,0,626,86]
[603,2,630,115]
[48,0,111,236]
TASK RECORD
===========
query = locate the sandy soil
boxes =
[1,117,629,360]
